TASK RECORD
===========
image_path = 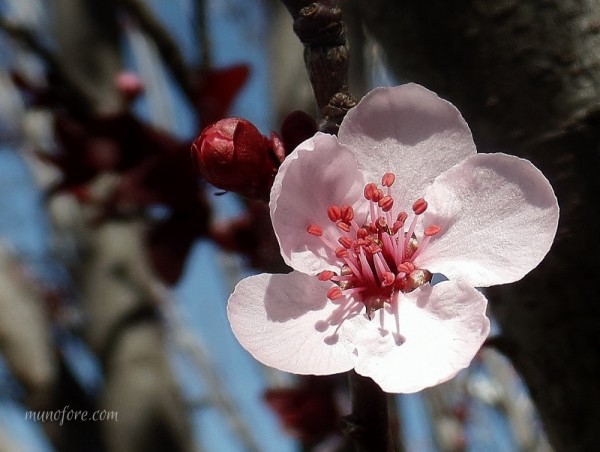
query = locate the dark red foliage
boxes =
[280,109,318,154]
[209,201,287,273]
[264,376,341,445]
[43,112,183,196]
[191,65,250,128]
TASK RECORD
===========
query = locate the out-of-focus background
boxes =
[0,0,581,450]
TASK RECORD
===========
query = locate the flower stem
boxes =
[343,370,394,452]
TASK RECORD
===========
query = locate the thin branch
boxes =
[343,371,393,452]
[195,0,211,69]
[0,16,94,113]
[279,0,356,133]
[118,0,194,100]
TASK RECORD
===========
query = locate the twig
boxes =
[343,371,393,452]
[0,16,94,113]
[279,1,392,450]
[118,0,194,100]
[279,0,356,133]
[195,0,212,69]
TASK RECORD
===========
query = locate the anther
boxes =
[382,173,396,187]
[318,270,336,281]
[335,247,349,258]
[357,228,369,239]
[392,221,403,234]
[307,224,323,236]
[338,237,353,248]
[341,205,354,222]
[336,220,351,232]
[327,287,343,300]
[378,195,394,212]
[367,244,381,254]
[424,225,442,236]
[412,198,428,215]
[398,262,415,273]
[382,272,395,286]
[397,212,408,223]
[364,183,378,200]
[376,217,387,231]
[327,205,341,222]
[372,189,384,202]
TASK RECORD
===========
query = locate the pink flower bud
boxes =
[115,71,144,102]
[191,118,279,200]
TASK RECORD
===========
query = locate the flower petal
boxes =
[353,281,490,393]
[227,272,359,375]
[338,84,476,206]
[416,153,559,287]
[270,132,366,274]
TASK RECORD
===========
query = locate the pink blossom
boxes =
[227,84,559,393]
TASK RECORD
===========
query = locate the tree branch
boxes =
[279,0,356,133]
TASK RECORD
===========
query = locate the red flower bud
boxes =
[115,71,144,102]
[192,118,281,200]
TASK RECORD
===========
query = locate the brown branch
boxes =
[0,16,94,114]
[279,0,356,133]
[119,0,194,100]
[342,371,394,452]
[195,0,212,69]
[279,2,392,449]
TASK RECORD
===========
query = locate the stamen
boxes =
[397,262,415,274]
[424,225,441,236]
[343,256,364,282]
[338,237,353,248]
[317,176,439,319]
[381,232,396,259]
[412,198,428,215]
[331,274,353,282]
[382,172,396,187]
[367,243,382,254]
[307,224,323,236]
[382,272,395,287]
[327,205,341,222]
[411,225,441,261]
[335,247,349,258]
[341,205,354,222]
[336,220,351,232]
[364,183,378,200]
[358,248,377,285]
[378,195,394,212]
[357,228,369,239]
[373,189,384,202]
[327,287,343,300]
[318,270,335,281]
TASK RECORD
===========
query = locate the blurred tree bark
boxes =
[52,1,194,451]
[349,1,600,450]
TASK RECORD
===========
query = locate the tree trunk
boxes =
[350,1,600,450]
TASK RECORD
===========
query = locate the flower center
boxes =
[307,172,441,318]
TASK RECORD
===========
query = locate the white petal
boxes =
[416,153,559,287]
[227,272,359,375]
[353,281,490,393]
[338,84,476,207]
[270,133,367,274]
